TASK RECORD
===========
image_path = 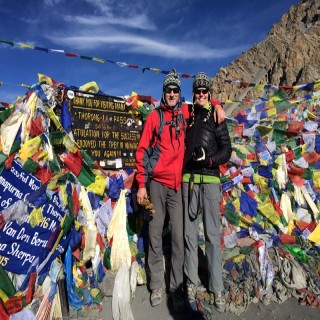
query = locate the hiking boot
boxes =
[150,289,162,307]
[206,292,215,305]
[186,279,197,303]
[186,279,206,303]
[172,292,185,313]
[214,292,226,313]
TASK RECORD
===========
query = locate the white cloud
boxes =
[47,32,247,60]
[62,13,156,30]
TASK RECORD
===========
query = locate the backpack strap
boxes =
[156,108,164,137]
[155,108,172,138]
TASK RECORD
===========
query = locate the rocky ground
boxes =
[68,270,320,320]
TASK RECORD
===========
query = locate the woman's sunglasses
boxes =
[165,87,180,94]
[195,89,209,95]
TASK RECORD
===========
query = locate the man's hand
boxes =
[213,105,225,124]
[137,187,147,205]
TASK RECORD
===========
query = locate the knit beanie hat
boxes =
[193,72,211,91]
[163,69,181,91]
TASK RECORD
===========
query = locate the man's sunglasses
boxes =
[195,89,209,95]
[165,87,180,94]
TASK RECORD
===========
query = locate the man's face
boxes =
[194,88,209,107]
[164,85,180,107]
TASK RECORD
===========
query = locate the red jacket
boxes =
[135,103,190,190]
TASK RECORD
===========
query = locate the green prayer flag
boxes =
[80,55,93,60]
[302,169,313,180]
[0,152,7,165]
[273,121,287,131]
[293,147,302,158]
[0,39,14,46]
[224,208,240,226]
[0,107,14,124]
[0,265,16,297]
[272,129,286,144]
[239,246,254,255]
[49,156,61,173]
[77,164,95,187]
[10,139,21,154]
[22,157,38,173]
[103,245,112,270]
[80,150,95,167]
[49,131,64,147]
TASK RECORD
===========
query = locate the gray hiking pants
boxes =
[183,182,224,293]
[148,180,184,292]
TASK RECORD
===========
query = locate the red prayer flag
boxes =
[64,52,79,57]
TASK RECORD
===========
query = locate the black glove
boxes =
[192,146,212,167]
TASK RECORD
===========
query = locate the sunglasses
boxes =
[165,87,180,94]
[195,89,209,95]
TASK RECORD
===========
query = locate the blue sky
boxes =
[0,0,301,103]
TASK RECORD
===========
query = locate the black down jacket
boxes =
[183,105,232,177]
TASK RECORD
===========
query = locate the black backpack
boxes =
[155,107,185,139]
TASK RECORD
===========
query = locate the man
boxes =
[182,72,232,313]
[135,70,225,313]
[135,69,186,313]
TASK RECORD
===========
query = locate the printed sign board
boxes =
[68,90,142,168]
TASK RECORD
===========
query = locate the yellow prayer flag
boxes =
[21,83,31,88]
[270,96,282,102]
[307,110,317,120]
[150,68,160,74]
[265,100,274,108]
[46,106,62,131]
[18,43,34,49]
[239,214,252,226]
[232,254,246,263]
[308,223,320,244]
[86,175,107,196]
[314,79,320,91]
[93,57,105,63]
[59,184,68,207]
[313,170,320,189]
[72,265,85,287]
[63,134,78,153]
[29,207,44,228]
[287,221,295,235]
[90,288,101,298]
[267,108,277,117]
[19,136,42,162]
[232,198,240,211]
[38,73,53,85]
[0,288,9,302]
[38,150,48,161]
[255,84,264,92]
[74,220,81,231]
[47,172,65,190]
[79,81,99,93]
[258,201,280,226]
[259,158,269,166]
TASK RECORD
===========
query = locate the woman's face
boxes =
[194,88,209,107]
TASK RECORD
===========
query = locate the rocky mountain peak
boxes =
[210,0,320,115]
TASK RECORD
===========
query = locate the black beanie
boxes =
[193,72,211,91]
[163,69,181,91]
